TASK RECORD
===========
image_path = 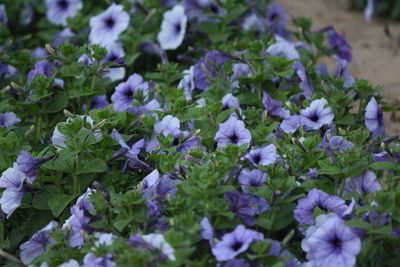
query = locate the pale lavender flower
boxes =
[20,221,58,265]
[103,42,126,82]
[158,5,187,50]
[111,73,149,112]
[0,112,21,128]
[214,116,251,148]
[280,115,313,134]
[45,0,83,26]
[178,66,195,100]
[262,92,290,118]
[300,98,334,130]
[154,115,181,137]
[301,214,361,267]
[89,4,130,46]
[211,224,264,261]
[200,217,215,245]
[63,206,91,248]
[222,94,240,110]
[327,28,352,62]
[266,37,300,60]
[294,61,314,99]
[94,232,116,247]
[58,259,80,267]
[0,164,26,217]
[54,28,76,47]
[245,144,277,167]
[308,168,318,178]
[83,253,115,267]
[242,13,265,33]
[0,4,7,24]
[294,189,349,225]
[365,0,378,22]
[27,60,53,83]
[75,188,95,212]
[0,63,17,77]
[112,128,144,158]
[327,136,354,152]
[345,170,382,196]
[238,169,268,192]
[365,97,385,138]
[130,233,176,260]
[266,3,289,36]
[16,151,53,184]
[336,58,355,88]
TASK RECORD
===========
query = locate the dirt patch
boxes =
[276,0,400,134]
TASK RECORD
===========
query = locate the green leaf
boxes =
[42,91,69,113]
[76,158,108,174]
[48,194,76,217]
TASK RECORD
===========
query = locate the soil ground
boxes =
[276,0,400,134]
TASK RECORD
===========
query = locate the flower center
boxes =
[105,17,115,28]
[309,113,319,122]
[331,236,342,248]
[57,0,69,10]
[230,134,239,144]
[252,154,261,165]
[174,23,181,33]
[125,90,134,99]
[231,240,243,251]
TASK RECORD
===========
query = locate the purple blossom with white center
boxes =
[327,28,352,63]
[262,92,290,118]
[27,60,53,83]
[89,4,130,46]
[266,3,289,36]
[0,112,21,128]
[300,98,334,130]
[19,221,58,265]
[45,0,82,26]
[83,253,116,267]
[0,4,7,24]
[16,151,53,184]
[211,224,264,261]
[111,73,149,112]
[345,170,382,196]
[193,50,229,91]
[365,97,385,138]
[178,66,195,100]
[266,37,300,60]
[103,42,126,82]
[242,13,265,33]
[215,116,251,148]
[294,189,349,225]
[238,169,268,192]
[301,214,361,267]
[245,144,277,167]
[336,58,355,88]
[222,94,240,110]
[0,163,26,217]
[157,5,187,50]
[224,191,270,226]
[294,61,314,99]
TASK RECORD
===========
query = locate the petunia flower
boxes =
[294,61,314,99]
[222,93,240,110]
[45,0,82,26]
[200,217,215,246]
[214,116,252,148]
[300,98,334,130]
[265,3,289,36]
[211,224,264,261]
[242,13,265,33]
[89,4,130,46]
[27,60,53,83]
[157,5,187,50]
[0,4,7,24]
[19,221,58,265]
[83,253,116,267]
[336,57,355,88]
[365,97,385,138]
[345,170,382,196]
[58,259,80,267]
[262,92,290,118]
[16,151,53,184]
[301,214,361,267]
[178,66,195,100]
[129,233,176,261]
[266,37,300,60]
[238,169,268,192]
[0,112,21,129]
[0,164,26,217]
[63,206,92,248]
[103,42,126,82]
[327,28,352,63]
[245,144,277,167]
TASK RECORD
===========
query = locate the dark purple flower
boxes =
[27,60,53,83]
[294,62,314,99]
[193,50,229,91]
[300,98,334,130]
[365,97,385,138]
[211,224,263,261]
[83,253,116,267]
[0,164,26,217]
[45,0,82,26]
[294,189,349,225]
[238,168,268,192]
[345,170,382,196]
[0,112,21,128]
[327,28,352,62]
[16,151,53,184]
[336,58,355,88]
[262,92,290,119]
[266,3,289,36]
[214,116,251,148]
[245,144,277,167]
[157,5,187,50]
[301,214,361,267]
[224,191,270,226]
[19,221,58,265]
[0,63,16,77]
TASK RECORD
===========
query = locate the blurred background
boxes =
[275,0,400,134]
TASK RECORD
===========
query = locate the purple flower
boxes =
[193,50,229,91]
[178,66,195,100]
[45,0,82,26]
[294,189,349,225]
[0,63,17,77]
[58,259,80,267]
[16,151,53,184]
[308,168,318,178]
[129,233,176,260]
[83,253,116,267]
[89,4,130,46]
[89,95,109,110]
[336,58,355,88]
[53,28,76,47]
[103,42,126,82]
[158,5,187,50]
[200,217,215,245]
[280,115,310,134]
[245,144,277,167]
[0,112,21,128]
[327,28,352,62]
[63,206,91,248]
[112,128,144,158]
[238,168,268,192]
[0,4,7,24]
[222,94,240,110]
[318,134,354,152]
[365,0,378,22]
[0,164,26,217]
[214,116,251,148]
[266,3,289,36]
[301,214,361,267]
[242,13,265,33]
[300,98,334,130]
[154,115,181,137]
[211,224,264,261]
[184,0,226,21]
[365,97,385,138]
[27,60,53,83]
[20,221,58,265]
[266,37,300,60]
[262,92,290,119]
[345,170,382,196]
[294,62,314,99]
[111,73,149,112]
[75,188,95,212]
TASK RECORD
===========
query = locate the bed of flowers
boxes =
[0,0,399,266]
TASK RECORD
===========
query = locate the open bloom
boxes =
[245,144,277,167]
[266,37,300,60]
[16,151,53,184]
[0,112,21,128]
[294,61,314,99]
[301,214,361,267]
[327,28,352,63]
[89,4,130,46]
[20,221,58,265]
[211,224,264,261]
[158,5,187,50]
[345,170,382,196]
[214,116,251,148]
[365,97,385,138]
[238,169,268,192]
[300,98,334,130]
[129,233,175,261]
[83,253,116,267]
[178,66,195,100]
[45,0,83,26]
[0,164,26,217]
[262,92,290,118]
[103,42,126,82]
[266,3,289,36]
